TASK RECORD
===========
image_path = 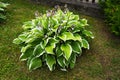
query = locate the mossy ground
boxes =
[0,0,120,80]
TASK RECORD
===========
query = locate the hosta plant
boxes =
[13,6,94,71]
[0,2,9,21]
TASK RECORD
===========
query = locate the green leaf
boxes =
[52,17,59,25]
[58,33,66,41]
[82,30,94,39]
[63,59,69,68]
[81,39,89,49]
[13,38,23,44]
[59,32,82,42]
[20,48,33,61]
[49,38,58,44]
[18,33,28,42]
[80,19,88,26]
[42,38,50,47]
[45,44,55,54]
[33,43,45,57]
[70,53,76,69]
[65,32,75,40]
[69,15,79,21]
[41,15,48,29]
[27,55,34,67]
[29,57,42,70]
[0,8,4,11]
[31,28,44,37]
[73,28,81,33]
[56,46,63,57]
[61,43,72,60]
[67,20,78,27]
[22,21,34,30]
[45,38,58,54]
[21,44,32,53]
[46,55,56,71]
[58,32,74,41]
[25,37,36,43]
[0,2,9,8]
[0,13,6,20]
[70,41,82,54]
[25,34,38,43]
[74,15,79,20]
[74,33,82,41]
[57,56,65,67]
[52,24,60,32]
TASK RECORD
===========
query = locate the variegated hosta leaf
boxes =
[0,2,9,8]
[0,13,6,20]
[58,32,66,41]
[53,9,64,22]
[61,43,72,60]
[56,46,63,57]
[22,21,35,30]
[32,18,41,26]
[52,17,59,25]
[82,30,94,39]
[58,32,82,42]
[21,44,32,53]
[69,15,79,21]
[25,36,36,43]
[70,53,77,69]
[74,33,82,41]
[42,38,50,47]
[13,38,23,44]
[29,57,42,70]
[65,32,75,40]
[58,32,74,41]
[0,8,4,11]
[72,28,81,33]
[41,15,48,29]
[81,39,89,49]
[45,44,55,54]
[27,55,34,67]
[63,58,69,68]
[80,19,88,26]
[31,28,44,37]
[52,24,60,32]
[57,56,65,67]
[25,29,43,44]
[33,43,45,57]
[67,20,79,27]
[20,48,33,61]
[45,45,54,54]
[49,38,58,44]
[61,20,67,26]
[70,41,82,54]
[18,33,29,42]
[46,55,56,71]
[45,38,58,54]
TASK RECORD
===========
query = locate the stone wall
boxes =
[31,0,104,18]
[55,0,100,9]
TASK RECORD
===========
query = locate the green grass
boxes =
[0,0,120,80]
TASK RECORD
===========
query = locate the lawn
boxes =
[0,0,120,80]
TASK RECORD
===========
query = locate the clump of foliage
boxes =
[100,0,120,35]
[13,6,94,71]
[0,2,9,22]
